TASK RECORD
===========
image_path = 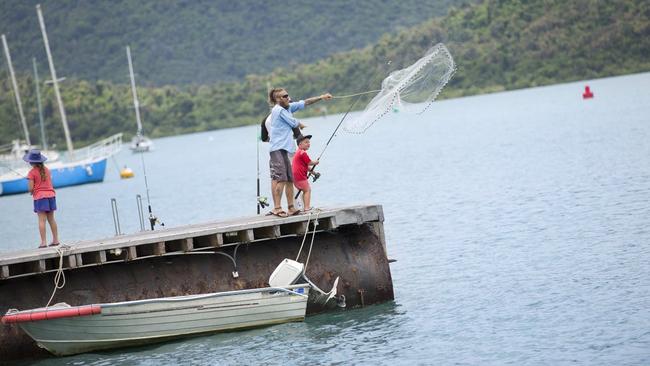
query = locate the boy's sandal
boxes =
[38,244,47,249]
[48,242,60,247]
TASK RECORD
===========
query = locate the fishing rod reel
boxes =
[257,196,269,209]
[148,211,164,230]
[309,171,321,183]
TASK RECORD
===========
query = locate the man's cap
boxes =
[297,134,312,143]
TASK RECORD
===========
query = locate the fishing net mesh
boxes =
[344,43,456,134]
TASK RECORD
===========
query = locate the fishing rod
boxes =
[256,131,269,214]
[318,96,362,161]
[294,60,392,200]
[294,95,362,200]
[127,45,163,230]
[257,132,261,214]
[139,150,163,230]
[0,162,27,178]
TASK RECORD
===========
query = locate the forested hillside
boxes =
[0,0,464,85]
[1,0,649,147]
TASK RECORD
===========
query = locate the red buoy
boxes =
[582,85,594,99]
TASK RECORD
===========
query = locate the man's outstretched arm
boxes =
[304,93,333,106]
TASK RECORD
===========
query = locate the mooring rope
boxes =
[295,212,313,262]
[45,245,69,308]
[304,210,321,272]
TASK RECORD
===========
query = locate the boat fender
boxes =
[1,304,101,324]
[85,165,93,176]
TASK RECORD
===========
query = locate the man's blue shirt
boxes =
[269,100,305,153]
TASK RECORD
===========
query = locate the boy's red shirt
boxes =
[292,149,311,181]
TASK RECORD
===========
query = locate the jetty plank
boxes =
[238,229,254,243]
[66,254,77,268]
[153,242,166,256]
[34,260,46,273]
[126,247,137,261]
[182,238,194,252]
[208,233,224,247]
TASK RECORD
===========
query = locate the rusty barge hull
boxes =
[0,204,393,361]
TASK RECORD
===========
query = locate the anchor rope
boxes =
[295,212,314,261]
[290,209,325,298]
[304,210,321,272]
[45,245,69,308]
[295,209,321,262]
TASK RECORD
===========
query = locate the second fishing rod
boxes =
[293,96,361,200]
[294,60,393,200]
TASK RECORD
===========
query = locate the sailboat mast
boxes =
[36,4,73,154]
[126,46,143,135]
[33,58,47,150]
[1,34,31,146]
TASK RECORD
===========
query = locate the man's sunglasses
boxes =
[280,94,289,99]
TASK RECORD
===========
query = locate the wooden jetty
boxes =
[0,204,394,361]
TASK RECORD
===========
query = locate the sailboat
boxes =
[0,35,60,164]
[0,4,122,196]
[126,46,153,152]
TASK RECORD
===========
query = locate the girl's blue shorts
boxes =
[34,197,57,213]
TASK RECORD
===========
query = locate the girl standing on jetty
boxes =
[23,150,60,248]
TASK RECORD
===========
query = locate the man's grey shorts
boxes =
[270,149,293,182]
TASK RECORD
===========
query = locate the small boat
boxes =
[130,134,153,152]
[1,284,309,356]
[126,46,154,152]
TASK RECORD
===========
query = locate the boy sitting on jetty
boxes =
[292,135,319,212]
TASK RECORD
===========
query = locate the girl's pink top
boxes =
[27,166,56,200]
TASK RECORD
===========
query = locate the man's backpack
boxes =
[260,113,302,142]
[260,115,270,142]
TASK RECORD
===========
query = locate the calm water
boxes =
[2,72,649,365]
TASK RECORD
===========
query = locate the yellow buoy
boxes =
[120,166,135,179]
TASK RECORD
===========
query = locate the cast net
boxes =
[343,43,456,134]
